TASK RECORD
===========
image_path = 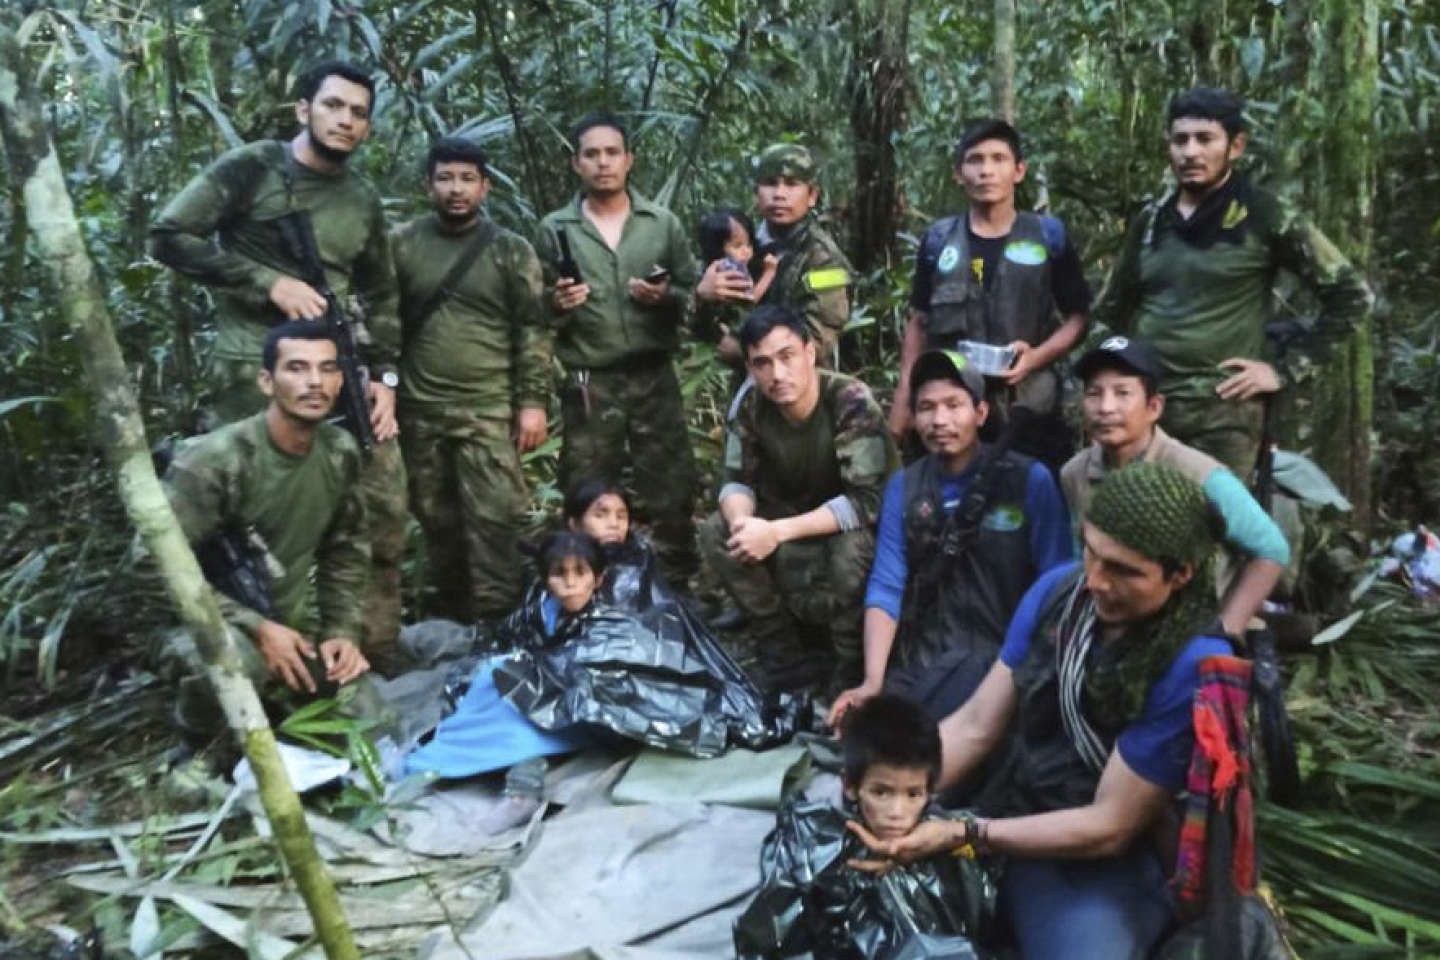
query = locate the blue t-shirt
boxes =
[999,563,1233,792]
[865,459,1073,619]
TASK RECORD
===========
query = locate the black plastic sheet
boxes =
[733,799,996,960]
[491,537,804,757]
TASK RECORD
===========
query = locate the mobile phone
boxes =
[645,266,671,284]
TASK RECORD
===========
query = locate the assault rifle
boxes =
[275,210,377,450]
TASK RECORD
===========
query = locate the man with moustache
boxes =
[537,112,701,581]
[698,306,896,695]
[150,60,407,672]
[889,120,1091,471]
[160,323,372,733]
[390,138,550,622]
[1092,88,1371,479]
[829,349,1071,725]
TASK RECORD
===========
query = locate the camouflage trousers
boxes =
[399,405,529,622]
[155,625,387,738]
[698,511,872,692]
[207,357,409,672]
[1161,394,1265,483]
[558,359,698,582]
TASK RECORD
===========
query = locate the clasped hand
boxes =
[255,620,369,692]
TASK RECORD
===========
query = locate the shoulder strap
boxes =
[404,220,500,346]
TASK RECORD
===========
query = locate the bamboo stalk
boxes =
[0,22,359,960]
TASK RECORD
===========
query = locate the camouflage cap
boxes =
[754,143,817,183]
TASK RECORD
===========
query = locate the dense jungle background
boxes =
[2,0,1439,957]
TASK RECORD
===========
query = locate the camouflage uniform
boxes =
[537,188,701,581]
[1093,173,1372,478]
[700,371,897,691]
[150,140,407,666]
[752,144,853,364]
[391,214,551,621]
[159,413,371,732]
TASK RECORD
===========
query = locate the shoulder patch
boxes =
[804,267,850,292]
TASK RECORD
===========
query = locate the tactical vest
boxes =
[895,450,1037,672]
[925,212,1060,413]
[979,568,1149,819]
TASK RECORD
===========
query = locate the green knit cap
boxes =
[1087,462,1217,568]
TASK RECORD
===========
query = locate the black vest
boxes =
[925,212,1060,413]
[895,449,1038,672]
[981,568,1132,818]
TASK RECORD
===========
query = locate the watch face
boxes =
[381,372,399,388]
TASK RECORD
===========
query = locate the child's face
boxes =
[722,218,754,264]
[546,555,597,614]
[573,493,629,545]
[848,763,931,841]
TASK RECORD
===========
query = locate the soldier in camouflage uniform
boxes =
[391,138,551,622]
[149,60,408,672]
[1092,88,1372,479]
[537,112,701,581]
[697,144,853,366]
[160,323,372,733]
[699,306,898,695]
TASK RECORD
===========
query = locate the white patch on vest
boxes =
[937,245,961,274]
[1003,240,1048,266]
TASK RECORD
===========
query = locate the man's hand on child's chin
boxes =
[844,818,961,873]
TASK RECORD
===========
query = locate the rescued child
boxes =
[402,532,605,831]
[696,207,779,368]
[734,693,994,959]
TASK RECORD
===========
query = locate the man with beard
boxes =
[696,143,852,365]
[390,138,550,622]
[537,112,701,582]
[1092,88,1371,479]
[161,323,372,733]
[699,306,896,695]
[829,349,1071,726]
[150,60,407,672]
[850,462,1233,960]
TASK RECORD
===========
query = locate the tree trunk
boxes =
[992,0,1015,122]
[0,25,360,960]
[846,0,912,273]
[1309,0,1378,528]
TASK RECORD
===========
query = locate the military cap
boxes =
[754,143,817,183]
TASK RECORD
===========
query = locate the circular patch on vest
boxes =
[981,504,1025,532]
[1003,240,1048,266]
[937,245,961,274]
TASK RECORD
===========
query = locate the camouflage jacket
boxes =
[163,414,370,641]
[1091,173,1372,402]
[757,215,853,360]
[723,371,897,526]
[391,213,551,416]
[149,140,400,374]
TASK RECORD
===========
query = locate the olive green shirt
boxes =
[1092,177,1371,401]
[536,189,699,369]
[391,214,551,416]
[164,414,369,642]
[149,140,400,372]
[722,371,897,527]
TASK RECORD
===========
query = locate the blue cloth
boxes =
[404,651,589,780]
[1201,467,1291,565]
[865,461,1073,620]
[999,563,1232,791]
[1001,847,1173,960]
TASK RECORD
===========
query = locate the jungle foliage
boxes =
[2,0,1439,956]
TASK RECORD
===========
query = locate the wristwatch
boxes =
[379,371,399,389]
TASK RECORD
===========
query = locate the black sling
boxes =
[403,219,500,347]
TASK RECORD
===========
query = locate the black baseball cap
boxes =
[909,349,986,408]
[1074,336,1165,387]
